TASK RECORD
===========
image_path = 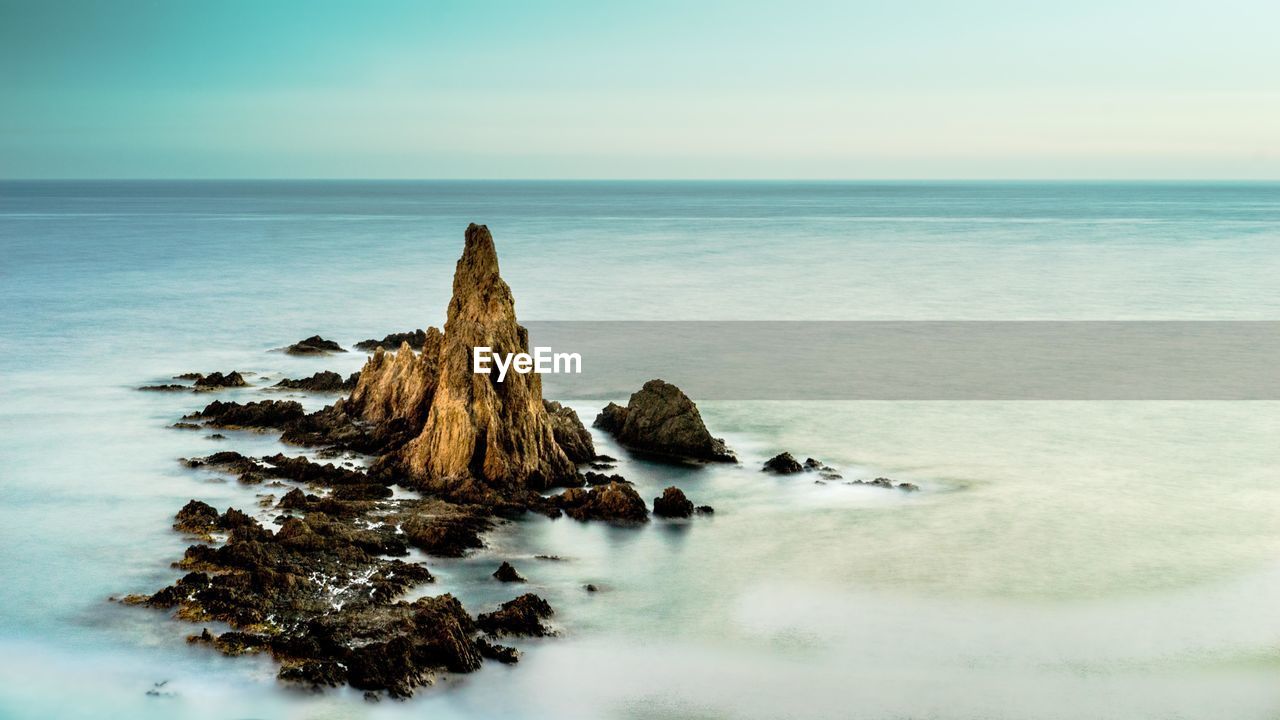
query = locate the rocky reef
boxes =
[594,379,736,463]
[127,224,647,698]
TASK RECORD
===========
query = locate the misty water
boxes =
[2,181,1279,719]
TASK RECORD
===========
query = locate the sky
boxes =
[1,0,1277,179]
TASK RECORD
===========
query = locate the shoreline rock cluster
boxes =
[127,225,721,698]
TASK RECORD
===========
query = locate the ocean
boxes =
[1,180,1279,718]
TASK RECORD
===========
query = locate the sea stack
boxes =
[346,224,578,495]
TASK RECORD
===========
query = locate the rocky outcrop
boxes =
[344,333,441,427]
[492,561,525,582]
[652,486,694,518]
[553,482,648,522]
[762,452,803,474]
[593,380,735,463]
[275,371,358,392]
[355,329,429,352]
[476,594,554,637]
[194,371,248,389]
[543,400,596,463]
[347,225,576,494]
[187,399,305,428]
[285,336,346,355]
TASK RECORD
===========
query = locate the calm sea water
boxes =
[2,181,1279,719]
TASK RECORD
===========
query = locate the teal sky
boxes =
[2,0,1277,179]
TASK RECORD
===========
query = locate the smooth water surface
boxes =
[2,181,1279,719]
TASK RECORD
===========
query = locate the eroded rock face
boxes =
[593,380,735,463]
[344,333,441,427]
[543,400,596,463]
[347,225,576,494]
[405,225,575,491]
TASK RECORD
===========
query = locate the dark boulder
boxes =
[139,384,188,392]
[554,482,648,523]
[286,335,346,355]
[194,371,248,389]
[174,500,220,537]
[275,371,359,392]
[476,593,554,637]
[492,561,525,583]
[354,329,429,352]
[762,452,803,474]
[593,380,734,463]
[652,486,694,518]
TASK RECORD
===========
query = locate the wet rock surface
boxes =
[187,399,305,429]
[762,452,803,474]
[285,335,346,355]
[554,482,649,522]
[594,379,735,463]
[194,371,248,389]
[542,400,596,463]
[652,486,695,518]
[476,593,554,637]
[275,371,359,392]
[355,329,429,352]
[492,561,525,583]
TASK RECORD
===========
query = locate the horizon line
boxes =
[3,177,1279,183]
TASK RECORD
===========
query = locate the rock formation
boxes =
[275,370,359,392]
[355,329,430,352]
[346,224,578,494]
[286,335,346,355]
[594,379,735,463]
[543,400,596,462]
[652,486,694,518]
[762,452,803,474]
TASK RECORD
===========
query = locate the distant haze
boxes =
[2,0,1277,179]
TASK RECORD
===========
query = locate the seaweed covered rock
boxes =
[355,329,429,352]
[275,371,359,392]
[593,380,735,463]
[554,482,648,523]
[652,486,694,518]
[286,336,346,355]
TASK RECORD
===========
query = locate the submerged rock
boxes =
[762,452,803,474]
[285,335,346,355]
[274,371,359,392]
[354,329,429,352]
[593,380,735,463]
[652,486,694,518]
[139,384,188,392]
[492,561,525,583]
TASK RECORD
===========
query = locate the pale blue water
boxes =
[2,181,1279,719]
